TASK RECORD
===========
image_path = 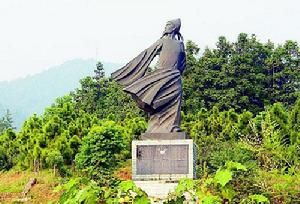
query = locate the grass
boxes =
[0,169,61,203]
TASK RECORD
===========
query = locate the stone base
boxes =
[140,132,187,140]
[134,180,178,200]
[132,139,197,181]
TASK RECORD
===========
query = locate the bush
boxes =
[0,147,11,171]
[208,141,257,172]
[165,162,261,204]
[55,178,103,204]
[45,149,65,175]
[75,121,126,180]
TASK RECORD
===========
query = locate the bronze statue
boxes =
[112,19,186,134]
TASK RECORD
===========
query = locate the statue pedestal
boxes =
[132,137,197,181]
[132,135,197,200]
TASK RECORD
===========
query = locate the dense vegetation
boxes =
[0,34,300,203]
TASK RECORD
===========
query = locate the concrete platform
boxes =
[134,180,178,200]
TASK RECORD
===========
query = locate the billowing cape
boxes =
[111,40,163,87]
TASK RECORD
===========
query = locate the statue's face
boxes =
[164,22,175,34]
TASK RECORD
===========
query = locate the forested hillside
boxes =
[0,34,300,203]
[0,104,5,117]
[0,59,121,129]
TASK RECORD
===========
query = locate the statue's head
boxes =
[163,18,183,40]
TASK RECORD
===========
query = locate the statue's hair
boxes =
[176,32,184,41]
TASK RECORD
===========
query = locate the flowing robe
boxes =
[111,38,186,133]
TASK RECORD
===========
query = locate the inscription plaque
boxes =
[136,145,189,175]
[132,139,196,180]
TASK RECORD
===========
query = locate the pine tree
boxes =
[0,109,14,134]
[94,61,105,80]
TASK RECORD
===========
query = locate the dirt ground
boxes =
[0,170,61,204]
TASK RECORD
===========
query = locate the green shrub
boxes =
[165,162,254,203]
[0,147,11,171]
[207,141,257,173]
[106,181,150,204]
[55,178,103,204]
[75,121,126,181]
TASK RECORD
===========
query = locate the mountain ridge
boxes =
[0,58,122,129]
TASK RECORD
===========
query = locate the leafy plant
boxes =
[54,178,103,204]
[165,161,249,203]
[45,149,64,175]
[105,180,150,204]
[75,121,126,180]
[241,194,270,204]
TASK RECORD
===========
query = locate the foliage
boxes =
[183,34,300,114]
[241,194,270,204]
[75,121,126,183]
[0,128,16,170]
[0,147,10,171]
[106,180,150,204]
[254,170,300,203]
[54,179,150,204]
[72,77,143,121]
[54,178,103,204]
[93,61,105,80]
[45,150,65,175]
[165,162,250,203]
[0,109,14,135]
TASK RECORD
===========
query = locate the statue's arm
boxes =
[111,39,163,86]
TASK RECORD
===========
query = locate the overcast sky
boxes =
[0,0,299,81]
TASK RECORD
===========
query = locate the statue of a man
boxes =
[112,19,186,133]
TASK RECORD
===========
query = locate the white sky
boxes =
[0,0,299,81]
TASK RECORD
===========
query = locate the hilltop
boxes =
[0,59,121,128]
